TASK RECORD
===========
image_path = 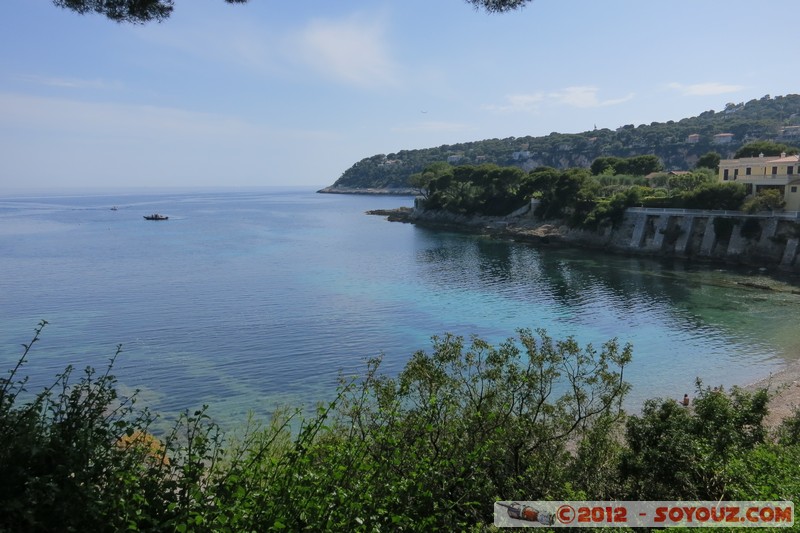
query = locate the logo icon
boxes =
[498,502,555,525]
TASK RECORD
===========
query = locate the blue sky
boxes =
[0,0,797,191]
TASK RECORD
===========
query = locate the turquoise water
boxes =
[1,188,799,427]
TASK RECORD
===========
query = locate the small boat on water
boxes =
[143,214,169,221]
[110,206,118,211]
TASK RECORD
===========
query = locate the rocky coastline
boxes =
[367,206,800,275]
[318,186,416,196]
[365,207,575,245]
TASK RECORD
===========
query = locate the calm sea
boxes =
[2,188,799,428]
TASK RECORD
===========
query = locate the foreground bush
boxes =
[266,330,632,530]
[2,321,798,532]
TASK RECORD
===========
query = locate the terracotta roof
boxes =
[770,154,800,163]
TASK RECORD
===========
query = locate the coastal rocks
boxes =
[365,207,414,222]
[367,206,598,246]
[318,186,417,196]
[368,206,800,272]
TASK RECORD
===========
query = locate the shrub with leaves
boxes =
[280,329,634,530]
[620,381,770,500]
[0,321,161,531]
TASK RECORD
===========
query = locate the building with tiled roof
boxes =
[718,152,800,210]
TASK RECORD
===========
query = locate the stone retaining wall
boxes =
[595,209,800,271]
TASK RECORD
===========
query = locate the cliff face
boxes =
[383,206,800,272]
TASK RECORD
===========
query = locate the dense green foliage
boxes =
[420,164,530,216]
[328,94,800,190]
[695,151,721,171]
[3,321,799,531]
[590,155,663,176]
[734,140,800,158]
[680,182,748,211]
[742,189,786,213]
[622,382,770,500]
[414,157,748,228]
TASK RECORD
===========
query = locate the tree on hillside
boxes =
[54,0,533,23]
[624,155,663,176]
[734,141,799,158]
[667,169,715,193]
[590,155,662,176]
[591,156,625,176]
[695,151,721,171]
[528,167,593,220]
[409,162,453,200]
[420,164,530,216]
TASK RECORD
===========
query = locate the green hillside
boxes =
[324,93,800,191]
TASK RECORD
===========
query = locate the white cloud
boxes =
[548,86,635,108]
[667,82,744,96]
[485,87,633,113]
[133,9,400,88]
[291,12,398,89]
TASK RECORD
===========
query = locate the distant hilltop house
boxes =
[686,133,700,143]
[718,152,800,210]
[713,133,735,144]
[780,125,800,138]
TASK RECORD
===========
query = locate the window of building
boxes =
[746,167,751,175]
[723,169,729,180]
[792,186,798,193]
[734,169,739,178]
[789,166,795,175]
[772,166,778,175]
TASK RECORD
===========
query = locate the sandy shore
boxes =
[746,358,800,428]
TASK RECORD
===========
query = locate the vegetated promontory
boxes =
[320,93,800,193]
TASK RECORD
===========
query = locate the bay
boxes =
[1,188,798,429]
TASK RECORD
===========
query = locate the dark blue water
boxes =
[2,189,799,428]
